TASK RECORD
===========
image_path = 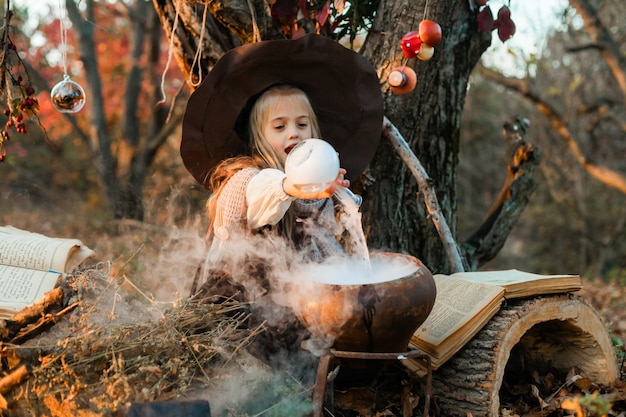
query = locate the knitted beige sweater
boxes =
[207,167,344,265]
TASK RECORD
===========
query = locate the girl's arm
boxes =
[246,169,295,229]
[246,168,350,229]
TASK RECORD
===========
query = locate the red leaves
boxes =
[316,0,331,26]
[495,6,516,41]
[270,0,299,36]
[477,6,494,32]
[272,0,332,38]
[477,4,516,42]
[270,0,366,40]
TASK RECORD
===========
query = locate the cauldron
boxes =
[296,252,436,355]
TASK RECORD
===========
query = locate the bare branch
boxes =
[566,43,602,53]
[382,117,466,273]
[569,0,626,99]
[479,63,626,195]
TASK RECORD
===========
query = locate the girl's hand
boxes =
[284,168,348,199]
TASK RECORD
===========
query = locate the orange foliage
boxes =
[13,2,184,152]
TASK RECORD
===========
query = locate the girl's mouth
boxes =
[285,144,297,154]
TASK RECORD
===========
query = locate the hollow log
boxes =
[430,294,619,417]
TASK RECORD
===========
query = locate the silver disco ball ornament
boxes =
[50,75,86,113]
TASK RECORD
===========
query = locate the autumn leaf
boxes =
[316,0,331,25]
[477,6,494,33]
[561,397,585,417]
[495,5,516,41]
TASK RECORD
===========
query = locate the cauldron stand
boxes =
[312,347,433,417]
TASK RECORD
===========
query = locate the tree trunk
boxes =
[65,0,177,219]
[150,0,503,273]
[66,0,123,217]
[361,0,491,273]
[430,294,619,417]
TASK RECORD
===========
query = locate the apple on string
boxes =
[50,75,86,113]
[418,20,442,47]
[400,19,442,59]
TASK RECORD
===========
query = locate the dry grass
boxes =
[2,264,268,416]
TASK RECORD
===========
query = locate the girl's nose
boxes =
[287,126,300,139]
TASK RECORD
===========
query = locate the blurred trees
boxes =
[459,0,626,277]
[2,0,624,276]
[2,0,187,220]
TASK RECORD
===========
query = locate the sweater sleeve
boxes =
[246,168,295,229]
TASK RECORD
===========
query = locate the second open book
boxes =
[404,269,583,374]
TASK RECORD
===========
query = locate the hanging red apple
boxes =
[401,31,422,59]
[418,20,442,47]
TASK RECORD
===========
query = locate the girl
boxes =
[181,35,383,359]
[205,84,350,266]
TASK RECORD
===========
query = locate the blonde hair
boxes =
[248,85,321,171]
[207,85,320,239]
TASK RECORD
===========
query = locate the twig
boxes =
[382,117,466,272]
[0,287,65,342]
[10,302,79,344]
[0,364,28,394]
[217,319,266,376]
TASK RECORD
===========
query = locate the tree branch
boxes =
[462,117,541,270]
[569,0,626,99]
[151,0,280,88]
[479,63,626,195]
[382,117,466,273]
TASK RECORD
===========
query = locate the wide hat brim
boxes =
[181,34,384,187]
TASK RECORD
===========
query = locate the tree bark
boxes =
[430,295,619,417]
[361,0,492,273]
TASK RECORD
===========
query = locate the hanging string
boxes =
[188,2,209,88]
[59,0,69,78]
[423,0,430,21]
[51,0,86,113]
[157,0,181,105]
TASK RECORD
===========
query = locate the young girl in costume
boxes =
[182,34,384,279]
[205,84,349,265]
[181,33,383,362]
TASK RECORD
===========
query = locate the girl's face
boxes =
[262,95,313,165]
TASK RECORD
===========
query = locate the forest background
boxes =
[0,0,625,298]
[0,0,626,412]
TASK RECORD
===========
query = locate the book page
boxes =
[0,265,61,319]
[0,226,94,272]
[450,269,578,285]
[448,269,582,298]
[414,275,504,346]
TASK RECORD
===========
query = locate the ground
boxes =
[1,213,625,416]
[3,270,625,417]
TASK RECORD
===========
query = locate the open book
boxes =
[404,269,583,374]
[0,226,95,319]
